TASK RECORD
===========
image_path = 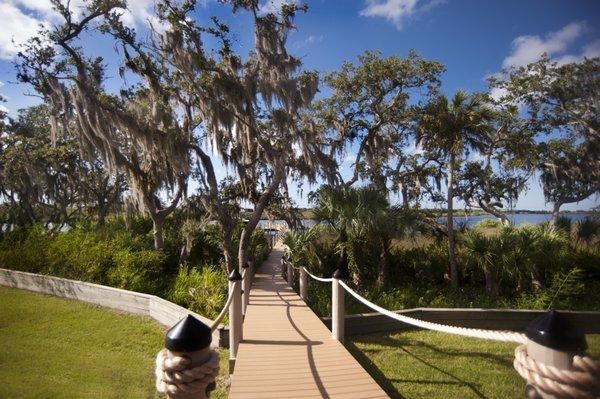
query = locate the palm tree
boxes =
[417,91,497,287]
[353,187,417,286]
[574,216,600,248]
[282,229,317,268]
[311,185,361,278]
[462,230,498,296]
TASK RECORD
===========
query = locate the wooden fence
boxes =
[0,268,228,347]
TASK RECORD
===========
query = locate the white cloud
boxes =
[0,2,46,60]
[491,21,599,103]
[305,35,324,45]
[0,0,160,60]
[360,0,443,30]
[582,39,600,59]
[259,0,298,14]
[502,21,586,68]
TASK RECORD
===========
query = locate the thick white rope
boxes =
[514,345,600,398]
[210,286,236,332]
[302,266,334,283]
[155,349,219,396]
[339,281,526,344]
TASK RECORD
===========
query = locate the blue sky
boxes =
[0,0,599,210]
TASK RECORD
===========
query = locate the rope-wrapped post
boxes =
[299,265,308,302]
[228,268,243,372]
[155,315,219,398]
[242,262,251,316]
[287,261,294,287]
[331,267,347,343]
[514,310,598,399]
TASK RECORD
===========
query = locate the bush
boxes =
[474,218,502,228]
[44,228,115,283]
[168,265,228,319]
[108,250,167,295]
[0,225,49,273]
[249,229,270,265]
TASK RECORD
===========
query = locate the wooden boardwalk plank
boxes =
[229,246,388,398]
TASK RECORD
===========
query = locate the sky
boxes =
[0,0,599,210]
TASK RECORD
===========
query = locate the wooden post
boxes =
[157,315,217,398]
[242,262,251,316]
[299,266,308,302]
[287,261,293,287]
[228,268,243,372]
[331,268,347,343]
[523,310,587,399]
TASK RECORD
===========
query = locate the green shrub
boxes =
[187,225,224,267]
[45,229,114,283]
[0,225,49,273]
[168,265,228,319]
[474,218,501,228]
[108,250,167,295]
[249,229,270,265]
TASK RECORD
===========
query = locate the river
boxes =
[257,212,595,230]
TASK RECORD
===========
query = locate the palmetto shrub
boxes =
[168,265,228,320]
[108,250,167,295]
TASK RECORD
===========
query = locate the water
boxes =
[436,212,592,227]
[258,212,594,230]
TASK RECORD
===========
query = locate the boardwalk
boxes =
[229,246,388,399]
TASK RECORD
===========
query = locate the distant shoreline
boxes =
[246,208,596,220]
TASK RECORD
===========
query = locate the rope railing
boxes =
[302,266,333,283]
[339,281,527,344]
[209,288,236,332]
[281,255,600,398]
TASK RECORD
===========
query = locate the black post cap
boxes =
[165,314,212,352]
[525,309,587,352]
[228,268,242,281]
[332,267,348,279]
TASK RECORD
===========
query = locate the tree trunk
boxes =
[237,167,284,271]
[377,240,389,287]
[401,185,410,209]
[447,153,458,288]
[337,229,349,273]
[549,202,562,229]
[478,200,509,226]
[97,203,107,227]
[222,232,235,273]
[152,216,165,250]
[531,264,545,292]
[483,266,497,296]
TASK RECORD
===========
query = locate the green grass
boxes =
[0,287,230,398]
[349,330,600,399]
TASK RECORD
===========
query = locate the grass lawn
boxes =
[349,330,600,399]
[0,287,230,399]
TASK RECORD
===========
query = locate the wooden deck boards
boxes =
[229,246,388,399]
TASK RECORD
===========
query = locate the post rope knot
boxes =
[155,349,220,396]
[513,345,599,399]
